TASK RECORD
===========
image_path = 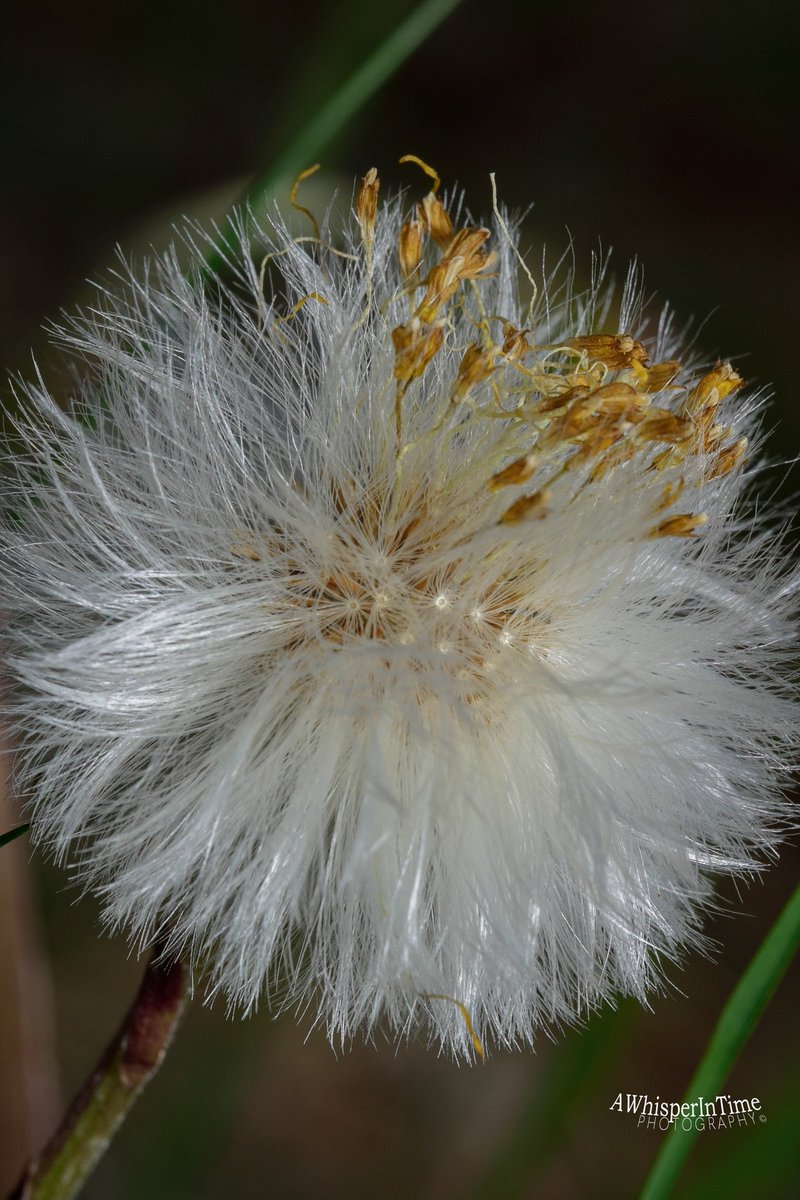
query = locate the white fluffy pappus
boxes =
[1,166,798,1058]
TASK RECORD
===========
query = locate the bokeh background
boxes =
[1,1,798,1197]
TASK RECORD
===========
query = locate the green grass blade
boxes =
[638,882,800,1200]
[0,822,30,849]
[677,1078,800,1200]
[205,0,465,270]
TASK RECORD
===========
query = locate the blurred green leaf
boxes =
[0,822,30,848]
[638,882,800,1200]
[206,0,465,270]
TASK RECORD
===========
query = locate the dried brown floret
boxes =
[356,168,380,250]
[499,489,550,524]
[452,343,496,404]
[391,320,445,387]
[565,334,649,369]
[489,454,538,491]
[398,217,425,279]
[649,512,708,538]
[419,192,454,249]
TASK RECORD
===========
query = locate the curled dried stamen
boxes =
[289,163,322,240]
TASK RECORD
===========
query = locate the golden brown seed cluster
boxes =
[356,159,749,540]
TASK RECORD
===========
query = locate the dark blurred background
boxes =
[1,1,798,1197]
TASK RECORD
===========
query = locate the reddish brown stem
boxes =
[8,943,186,1200]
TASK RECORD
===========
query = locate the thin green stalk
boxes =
[638,882,800,1200]
[9,945,186,1200]
[0,823,29,849]
[205,0,465,271]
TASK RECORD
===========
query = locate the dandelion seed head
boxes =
[1,163,797,1058]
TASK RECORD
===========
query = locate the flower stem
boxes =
[8,944,186,1200]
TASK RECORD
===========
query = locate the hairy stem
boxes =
[8,944,186,1200]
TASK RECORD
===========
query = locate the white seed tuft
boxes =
[1,175,798,1059]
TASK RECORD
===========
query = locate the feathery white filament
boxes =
[1,176,797,1058]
